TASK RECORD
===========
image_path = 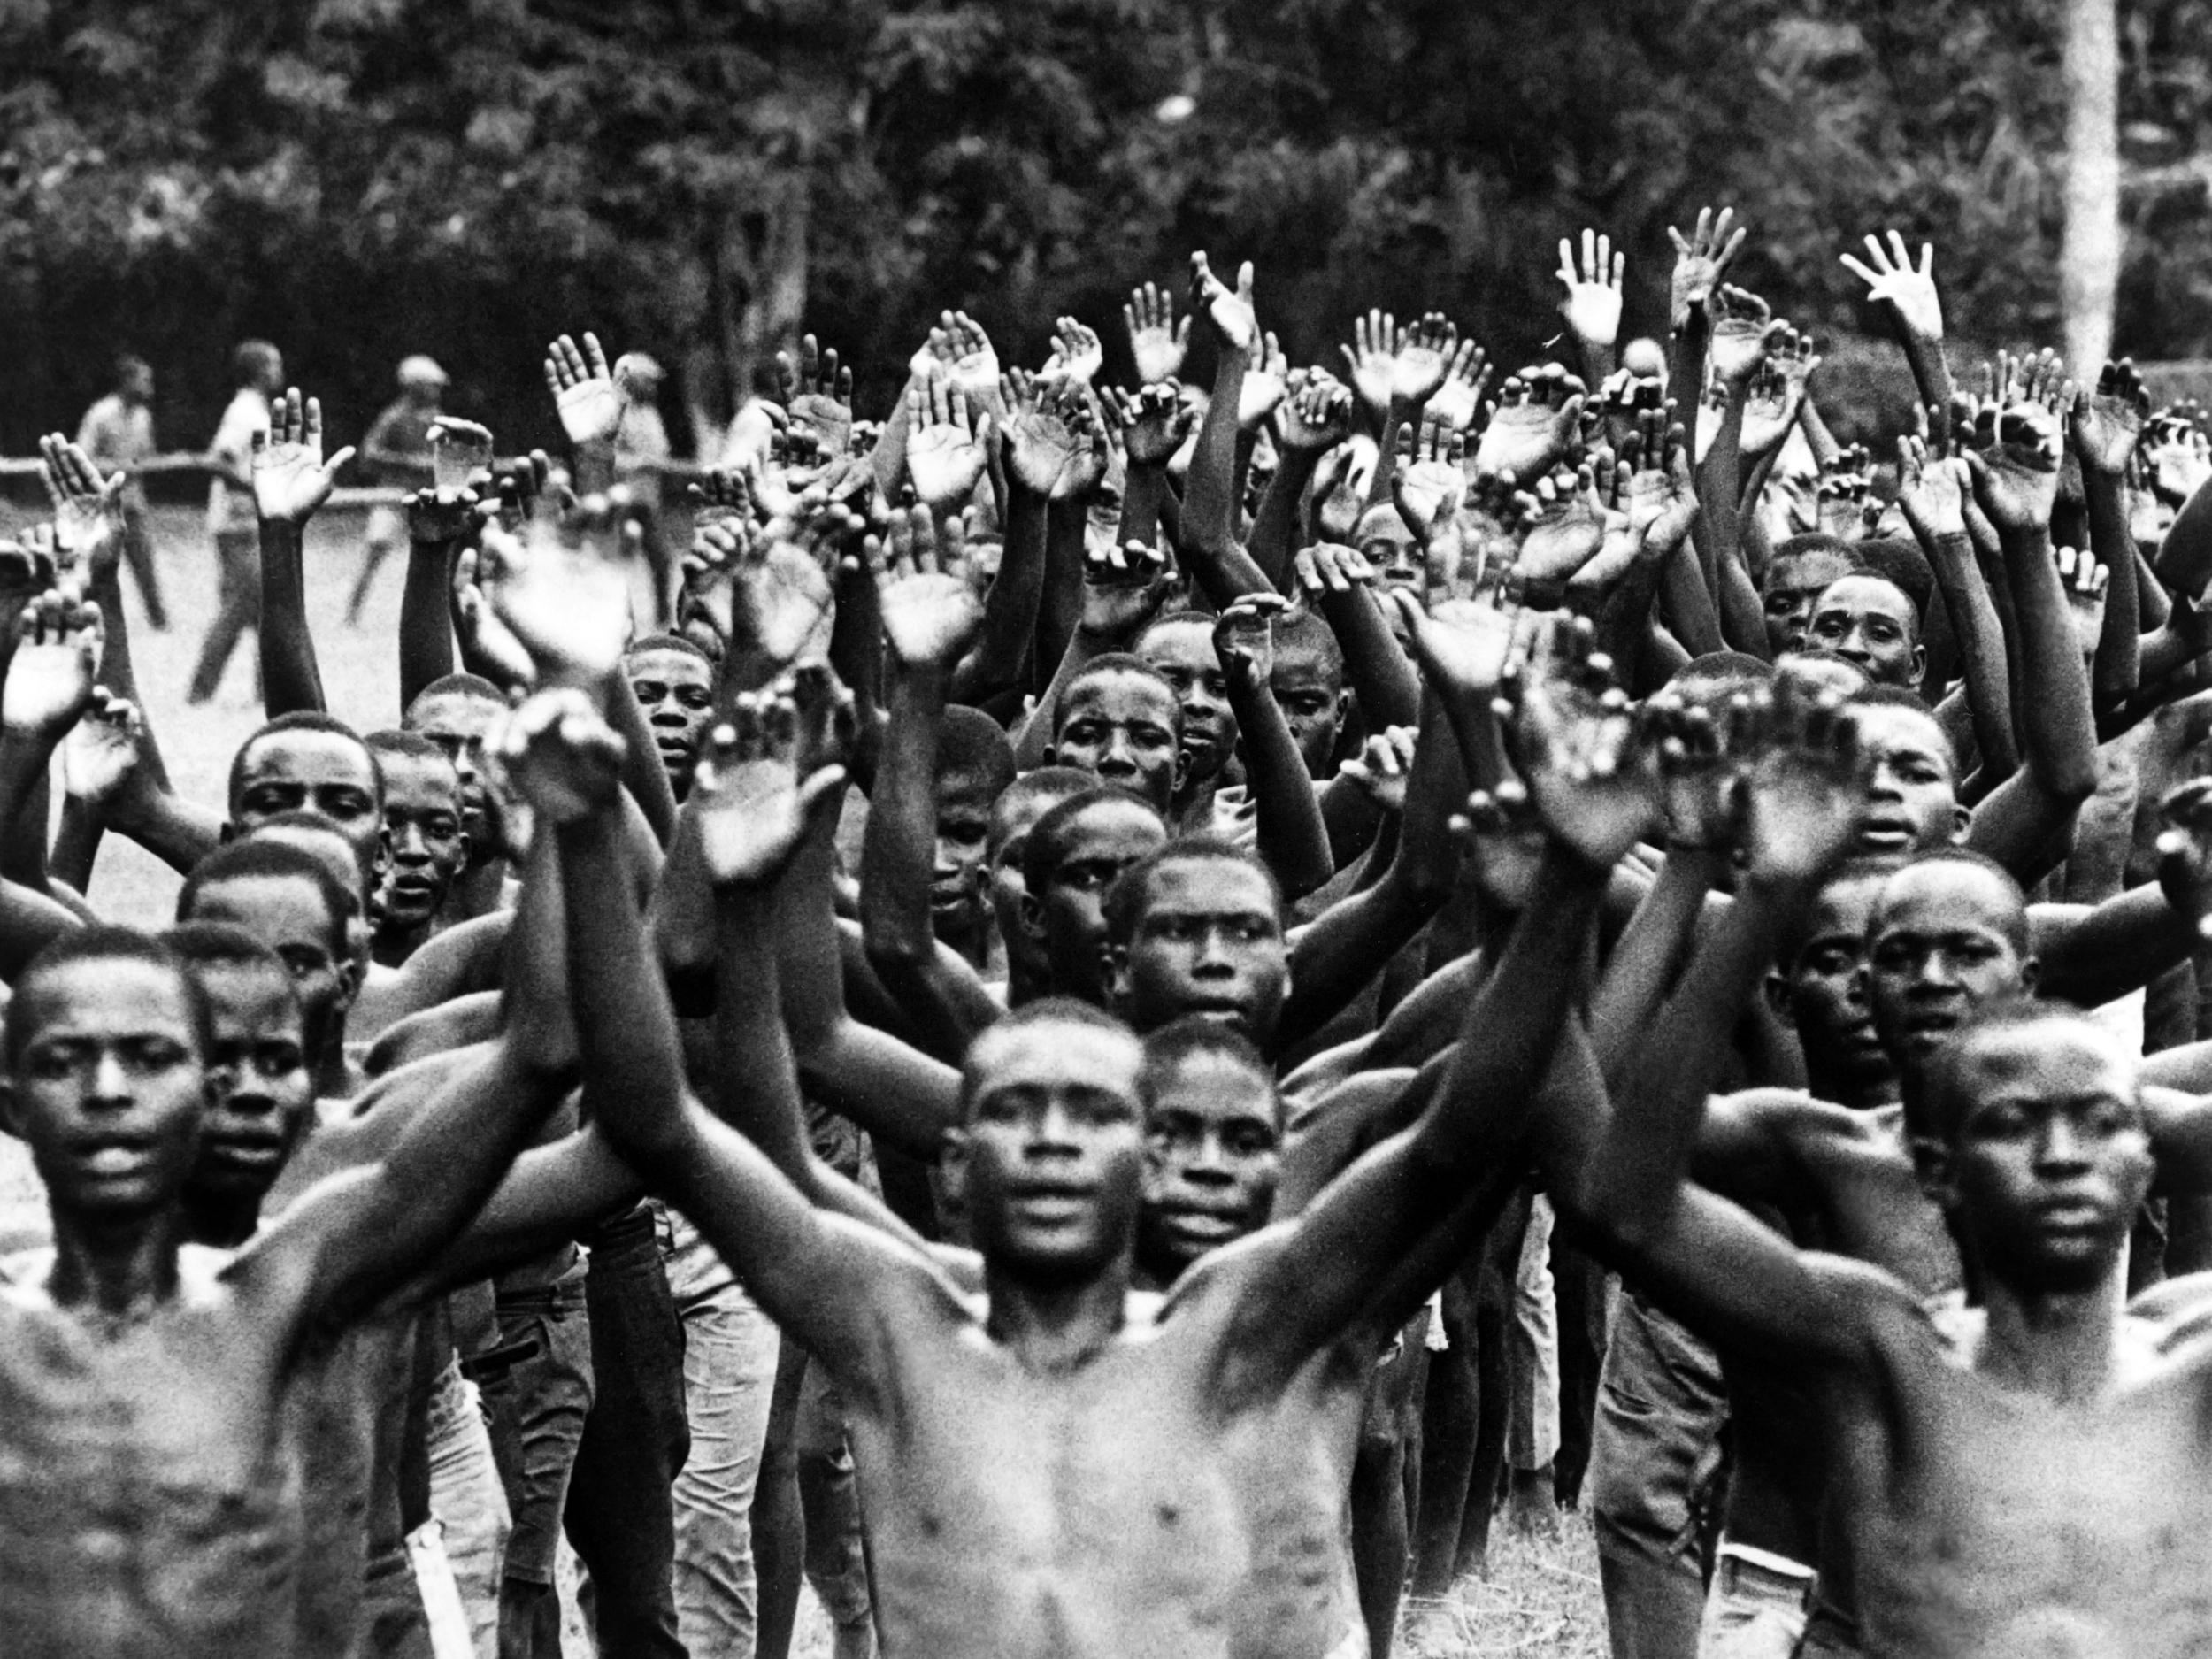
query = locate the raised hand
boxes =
[1340,309,1402,417]
[777,334,855,457]
[1390,312,1459,407]
[252,388,357,526]
[1278,373,1355,455]
[1079,538,1174,640]
[875,504,984,669]
[687,467,756,534]
[490,687,626,825]
[1425,341,1494,432]
[1839,229,1944,342]
[3,590,101,740]
[1896,438,1970,541]
[1966,398,2062,535]
[690,691,848,887]
[1498,613,1655,868]
[1386,586,1521,701]
[1619,415,1699,548]
[60,687,142,804]
[545,332,620,447]
[1741,334,1817,459]
[1735,683,1863,882]
[1002,373,1107,500]
[1667,205,1747,332]
[1708,288,1783,388]
[1100,382,1193,467]
[2055,545,2108,656]
[1474,366,1586,487]
[426,417,496,494]
[1338,725,1417,815]
[1239,332,1290,429]
[2147,407,2212,503]
[1212,592,1291,692]
[1124,282,1190,387]
[2070,358,2148,479]
[451,543,539,693]
[1642,693,1740,852]
[903,372,992,510]
[1393,414,1468,541]
[738,505,847,667]
[1557,230,1626,349]
[1294,541,1379,603]
[36,434,127,581]
[1515,465,1608,584]
[1041,316,1106,388]
[479,500,634,685]
[1191,252,1259,354]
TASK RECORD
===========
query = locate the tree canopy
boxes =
[2,0,2204,458]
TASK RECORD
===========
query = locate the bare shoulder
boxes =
[1713,1087,1860,1135]
[2126,1271,2212,1360]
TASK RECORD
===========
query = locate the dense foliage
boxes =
[1,0,2204,459]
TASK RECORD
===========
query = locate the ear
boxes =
[1763,971,1797,1025]
[0,1079,23,1143]
[1911,1134,1958,1209]
[1018,890,1046,942]
[455,830,473,870]
[1948,803,1971,841]
[938,1126,970,1209]
[219,819,238,844]
[2020,955,2040,993]
[1909,642,1928,683]
[334,954,365,1014]
[1105,942,1131,1009]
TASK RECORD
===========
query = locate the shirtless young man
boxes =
[0,870,568,1658]
[1575,994,2212,1659]
[579,644,1635,1659]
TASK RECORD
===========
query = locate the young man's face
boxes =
[231,731,385,883]
[187,961,313,1207]
[1024,801,1169,1003]
[1806,576,1924,688]
[1932,1023,2150,1294]
[1866,864,2034,1069]
[1762,549,1856,657]
[4,960,208,1223]
[1112,857,1288,1043]
[123,364,155,404]
[184,873,354,1050]
[1356,508,1425,602]
[933,765,998,941]
[404,690,503,845]
[1848,704,1967,862]
[1048,673,1182,813]
[1138,621,1237,789]
[1767,872,1893,1100]
[1270,647,1346,778]
[377,752,469,933]
[950,1019,1145,1284]
[626,648,716,800]
[1139,1048,1282,1279]
[987,792,1064,987]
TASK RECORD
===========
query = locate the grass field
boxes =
[0,497,1612,1659]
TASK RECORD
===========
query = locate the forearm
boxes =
[1315,588,1418,731]
[952,488,1047,702]
[85,557,169,789]
[50,795,102,895]
[2085,470,2142,701]
[1227,680,1334,898]
[104,780,223,876]
[0,738,55,893]
[602,666,679,847]
[1899,336,1955,448]
[1589,847,1725,1084]
[1657,535,1726,657]
[1185,344,1250,564]
[1918,530,2017,777]
[1698,392,1748,597]
[2000,522,2100,800]
[1033,499,1089,691]
[1011,626,1106,770]
[257,518,326,716]
[862,664,950,969]
[1115,462,1170,554]
[398,533,461,710]
[1247,451,1322,591]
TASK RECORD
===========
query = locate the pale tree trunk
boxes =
[2061,0,2122,373]
[687,180,812,464]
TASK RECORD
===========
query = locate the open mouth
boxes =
[1855,819,1914,853]
[202,1132,286,1169]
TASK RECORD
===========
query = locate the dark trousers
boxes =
[565,1206,692,1659]
[119,495,168,628]
[187,528,259,702]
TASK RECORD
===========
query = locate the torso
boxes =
[0,1248,303,1659]
[1839,1282,2212,1659]
[851,1248,1372,1659]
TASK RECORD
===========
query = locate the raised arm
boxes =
[1212,595,1335,899]
[252,388,356,717]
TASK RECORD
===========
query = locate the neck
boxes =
[1806,1058,1901,1114]
[982,1252,1132,1372]
[936,908,993,972]
[448,856,508,922]
[45,1203,187,1323]
[181,1187,265,1249]
[1974,1265,2127,1404]
[373,913,438,968]
[311,1021,352,1101]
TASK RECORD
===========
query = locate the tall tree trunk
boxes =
[2061,0,2122,373]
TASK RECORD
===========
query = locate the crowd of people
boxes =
[4,204,2212,1659]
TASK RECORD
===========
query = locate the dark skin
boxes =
[0,941,566,1659]
[1044,671,1184,815]
[372,750,470,967]
[1136,618,1239,820]
[1109,858,1288,1042]
[1806,575,1926,689]
[228,729,387,896]
[1135,1047,1285,1286]
[626,645,716,802]
[1022,798,1171,1005]
[590,688,1602,1659]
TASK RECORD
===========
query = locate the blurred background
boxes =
[1,0,2200,465]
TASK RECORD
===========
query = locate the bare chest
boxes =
[1809,1137,1963,1299]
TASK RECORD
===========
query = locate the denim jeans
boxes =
[1695,1545,1813,1659]
[565,1203,691,1659]
[664,1205,781,1656]
[427,1357,511,1659]
[483,1274,595,1587]
[1590,1286,1728,1659]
